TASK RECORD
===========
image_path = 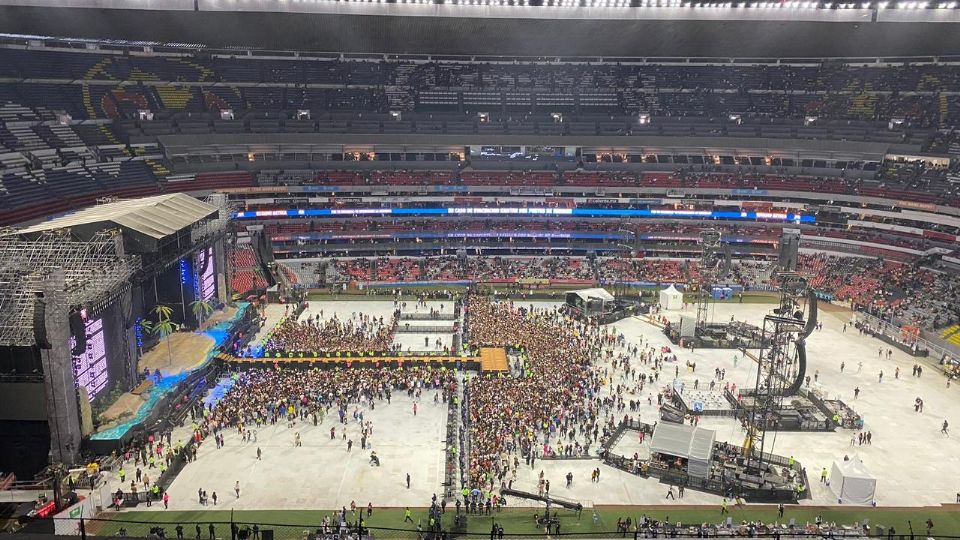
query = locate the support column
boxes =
[41,269,82,466]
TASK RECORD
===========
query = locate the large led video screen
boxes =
[195,246,216,301]
[70,310,109,401]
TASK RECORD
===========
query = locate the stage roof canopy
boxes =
[569,288,615,303]
[13,193,217,240]
[9,193,218,253]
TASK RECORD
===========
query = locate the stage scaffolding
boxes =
[693,229,732,337]
[0,228,141,347]
[192,193,231,244]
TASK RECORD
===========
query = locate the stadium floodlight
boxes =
[878,0,887,6]
[638,113,651,125]
[804,115,817,126]
[729,114,742,124]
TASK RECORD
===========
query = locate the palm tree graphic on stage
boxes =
[190,299,215,329]
[141,304,175,366]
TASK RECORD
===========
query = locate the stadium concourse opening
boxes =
[3,25,960,540]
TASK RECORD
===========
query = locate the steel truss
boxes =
[192,193,230,245]
[693,229,731,337]
[742,272,816,477]
[0,228,141,347]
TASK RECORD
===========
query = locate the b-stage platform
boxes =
[219,347,510,373]
[664,317,765,350]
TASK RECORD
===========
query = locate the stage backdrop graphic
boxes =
[69,309,109,401]
[195,246,217,302]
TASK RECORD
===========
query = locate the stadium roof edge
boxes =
[2,7,960,57]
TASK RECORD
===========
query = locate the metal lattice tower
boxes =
[742,272,815,480]
[192,193,231,244]
[694,229,726,336]
[0,228,141,346]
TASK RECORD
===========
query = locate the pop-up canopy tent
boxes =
[565,288,615,317]
[830,458,877,504]
[650,422,716,478]
[659,284,683,310]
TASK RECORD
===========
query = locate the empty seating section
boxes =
[229,245,269,295]
[0,161,162,225]
[251,169,957,206]
[162,171,254,192]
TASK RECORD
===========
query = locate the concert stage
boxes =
[218,347,510,373]
[87,303,254,451]
[664,317,765,349]
[5,192,272,462]
[565,287,648,324]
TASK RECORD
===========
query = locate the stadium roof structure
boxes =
[12,194,219,251]
[2,6,960,57]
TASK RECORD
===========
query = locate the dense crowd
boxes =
[201,367,457,431]
[463,296,678,489]
[465,297,596,487]
[264,311,398,353]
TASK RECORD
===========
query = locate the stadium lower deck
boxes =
[98,299,960,511]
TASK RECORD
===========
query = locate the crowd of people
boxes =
[301,253,959,332]
[462,296,686,490]
[264,311,398,354]
[198,366,457,433]
[326,256,597,283]
[800,254,960,331]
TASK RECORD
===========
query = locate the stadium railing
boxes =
[47,516,918,540]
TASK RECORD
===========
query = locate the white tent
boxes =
[659,284,683,310]
[650,422,716,478]
[569,288,615,303]
[830,458,877,504]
